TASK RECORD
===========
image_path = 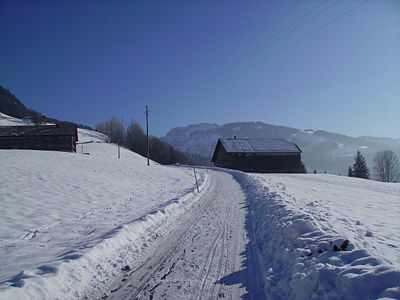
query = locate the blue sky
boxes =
[0,0,399,138]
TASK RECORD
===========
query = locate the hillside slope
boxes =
[0,87,39,119]
[0,129,208,299]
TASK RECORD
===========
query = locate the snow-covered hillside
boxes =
[0,112,55,126]
[1,114,399,299]
[0,112,33,126]
[0,128,208,299]
[233,172,400,299]
[162,122,400,175]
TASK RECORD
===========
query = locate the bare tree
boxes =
[96,116,125,145]
[373,150,400,182]
[126,121,146,156]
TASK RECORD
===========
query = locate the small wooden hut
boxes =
[0,125,78,152]
[211,138,302,173]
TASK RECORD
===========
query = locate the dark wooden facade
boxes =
[211,138,302,173]
[0,125,78,152]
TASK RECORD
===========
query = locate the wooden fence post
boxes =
[193,168,199,193]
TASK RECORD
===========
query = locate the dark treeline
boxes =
[96,117,193,165]
[348,149,400,182]
[1,86,40,119]
[0,86,92,130]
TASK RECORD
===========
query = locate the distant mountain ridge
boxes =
[162,122,400,175]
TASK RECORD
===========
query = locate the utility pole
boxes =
[146,105,149,166]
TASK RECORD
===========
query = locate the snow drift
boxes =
[232,172,400,299]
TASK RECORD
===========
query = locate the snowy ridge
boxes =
[0,112,55,127]
[0,129,209,299]
[231,172,400,299]
[0,112,33,126]
[77,128,109,143]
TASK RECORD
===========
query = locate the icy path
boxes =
[102,171,266,300]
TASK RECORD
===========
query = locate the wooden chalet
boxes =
[0,125,78,152]
[211,138,302,173]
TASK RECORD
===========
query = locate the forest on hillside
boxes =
[96,117,193,165]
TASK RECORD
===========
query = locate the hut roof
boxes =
[211,138,301,161]
[211,138,301,162]
[219,138,301,153]
[0,125,77,138]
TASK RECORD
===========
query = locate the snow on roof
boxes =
[0,125,77,137]
[220,138,301,153]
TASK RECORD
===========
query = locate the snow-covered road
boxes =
[103,171,266,300]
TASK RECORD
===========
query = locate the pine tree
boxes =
[348,166,353,177]
[352,151,369,179]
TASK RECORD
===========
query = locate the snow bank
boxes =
[0,129,208,299]
[232,172,400,300]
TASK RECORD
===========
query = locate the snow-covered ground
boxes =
[1,114,399,299]
[0,129,208,299]
[104,171,256,300]
[234,172,400,299]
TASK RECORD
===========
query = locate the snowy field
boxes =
[0,129,208,299]
[1,114,400,299]
[235,172,400,299]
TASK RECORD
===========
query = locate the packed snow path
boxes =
[104,171,266,300]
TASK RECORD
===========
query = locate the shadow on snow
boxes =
[213,171,268,300]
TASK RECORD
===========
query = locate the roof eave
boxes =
[211,139,222,162]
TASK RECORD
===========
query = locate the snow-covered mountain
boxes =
[162,122,400,175]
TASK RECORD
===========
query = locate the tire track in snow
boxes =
[195,201,230,300]
[103,171,263,300]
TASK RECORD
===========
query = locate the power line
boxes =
[247,0,343,57]
[223,0,343,69]
[264,0,307,29]
[241,0,370,71]
[222,0,307,66]
[272,0,370,62]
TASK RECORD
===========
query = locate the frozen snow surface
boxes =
[233,172,400,300]
[0,128,208,299]
[1,122,400,299]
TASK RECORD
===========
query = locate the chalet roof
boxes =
[211,138,301,162]
[219,138,301,153]
[0,125,77,137]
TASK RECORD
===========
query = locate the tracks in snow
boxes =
[103,171,266,300]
